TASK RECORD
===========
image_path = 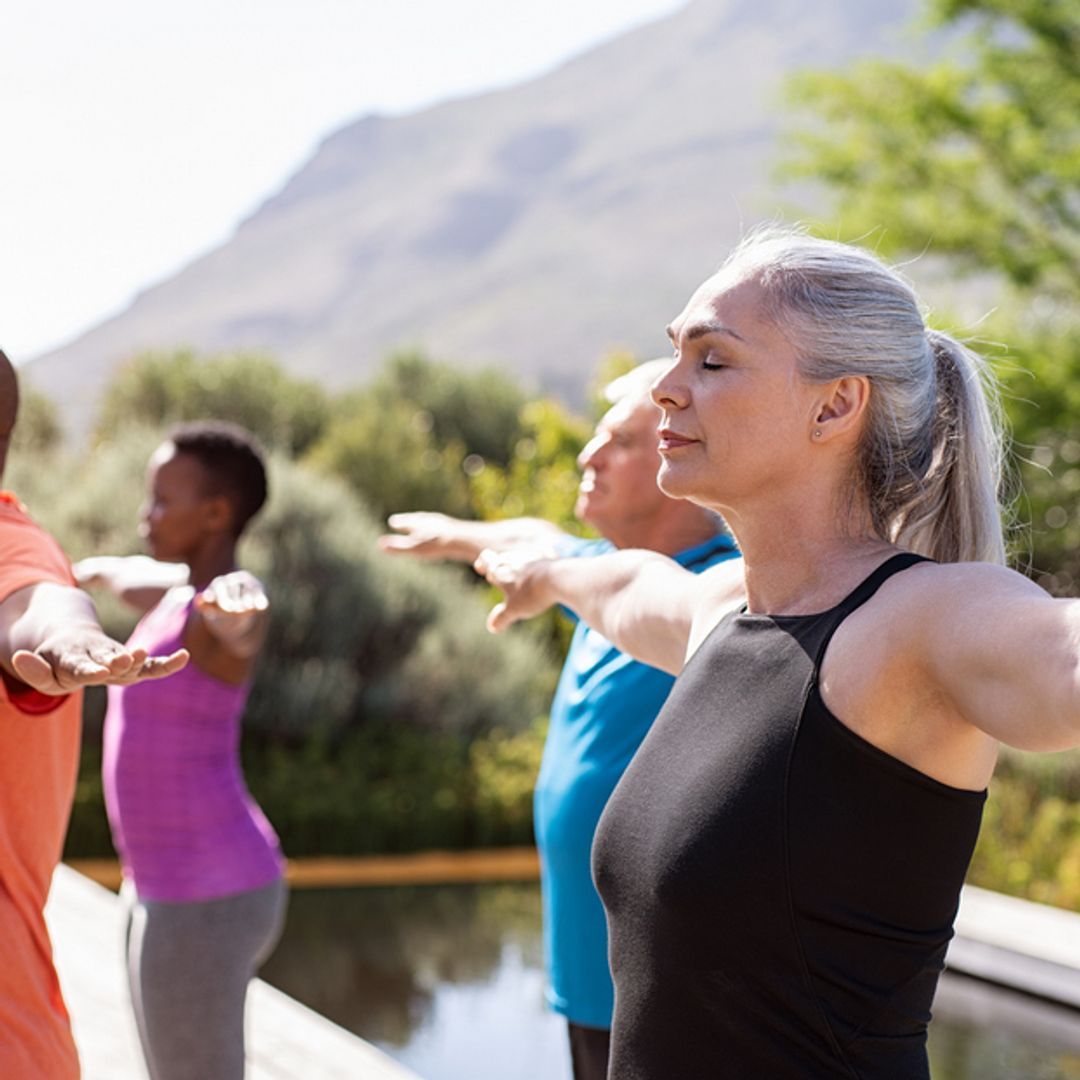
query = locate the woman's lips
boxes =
[658,428,697,451]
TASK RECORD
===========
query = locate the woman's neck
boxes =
[186,541,238,592]
[722,497,896,616]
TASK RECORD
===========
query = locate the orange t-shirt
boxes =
[0,493,81,1079]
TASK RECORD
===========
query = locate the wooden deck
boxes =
[46,866,420,1079]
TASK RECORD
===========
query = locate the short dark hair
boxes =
[167,420,268,537]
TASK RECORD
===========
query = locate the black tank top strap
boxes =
[806,551,932,669]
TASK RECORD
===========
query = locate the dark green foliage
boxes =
[243,719,545,856]
[240,457,556,742]
[66,720,547,860]
[94,349,331,455]
[304,391,474,521]
[468,399,592,531]
[304,350,531,522]
[368,350,529,466]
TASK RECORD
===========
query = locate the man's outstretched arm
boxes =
[379,511,568,563]
[0,581,188,695]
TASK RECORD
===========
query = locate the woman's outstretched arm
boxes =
[476,547,744,675]
[898,562,1080,753]
[74,555,188,612]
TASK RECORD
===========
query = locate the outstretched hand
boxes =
[194,571,269,655]
[11,632,188,695]
[378,512,474,561]
[474,548,558,633]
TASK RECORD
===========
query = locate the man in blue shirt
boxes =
[380,361,739,1080]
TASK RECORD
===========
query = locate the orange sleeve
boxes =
[0,499,75,604]
[0,498,77,714]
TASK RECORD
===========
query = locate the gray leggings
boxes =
[123,878,288,1080]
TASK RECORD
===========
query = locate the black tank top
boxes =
[592,554,985,1079]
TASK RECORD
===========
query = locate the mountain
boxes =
[31,0,920,438]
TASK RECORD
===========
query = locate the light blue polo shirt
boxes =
[534,531,740,1028]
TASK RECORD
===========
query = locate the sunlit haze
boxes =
[2,0,685,361]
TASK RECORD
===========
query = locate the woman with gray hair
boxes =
[476,226,1070,1078]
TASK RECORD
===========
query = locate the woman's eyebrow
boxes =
[666,320,745,344]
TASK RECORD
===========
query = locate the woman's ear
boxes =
[812,376,871,441]
[203,493,234,535]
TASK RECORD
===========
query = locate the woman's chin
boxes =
[657,463,699,501]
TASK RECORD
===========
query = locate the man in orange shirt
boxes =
[0,350,188,1077]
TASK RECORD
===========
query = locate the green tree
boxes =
[368,350,529,466]
[781,0,1080,585]
[782,0,1078,298]
[468,398,592,531]
[305,351,531,522]
[305,391,474,521]
[95,349,331,456]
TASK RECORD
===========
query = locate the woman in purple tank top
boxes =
[77,421,286,1080]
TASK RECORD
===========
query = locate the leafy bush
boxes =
[66,720,549,859]
[303,350,532,522]
[94,349,331,456]
[968,749,1080,909]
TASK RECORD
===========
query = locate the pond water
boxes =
[259,882,1080,1080]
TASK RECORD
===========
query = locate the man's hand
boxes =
[380,512,566,565]
[378,512,478,562]
[474,548,558,633]
[193,570,269,659]
[11,630,188,695]
[1,581,189,696]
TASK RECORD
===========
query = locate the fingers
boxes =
[132,648,190,680]
[486,602,517,634]
[11,650,63,692]
[71,559,99,587]
[11,645,189,692]
[474,548,496,580]
[376,533,423,554]
[197,572,268,615]
[378,514,447,558]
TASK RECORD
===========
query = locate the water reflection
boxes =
[261,883,547,1048]
[930,976,1080,1080]
[260,882,1080,1080]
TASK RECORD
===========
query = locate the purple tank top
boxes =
[102,589,284,902]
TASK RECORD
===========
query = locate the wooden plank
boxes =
[46,865,420,1079]
[67,847,542,891]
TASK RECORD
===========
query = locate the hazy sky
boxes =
[2,0,685,361]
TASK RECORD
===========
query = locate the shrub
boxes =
[94,349,331,456]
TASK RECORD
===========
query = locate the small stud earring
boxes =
[812,429,822,439]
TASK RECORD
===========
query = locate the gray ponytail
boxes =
[721,226,1007,565]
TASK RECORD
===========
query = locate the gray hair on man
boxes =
[603,358,672,405]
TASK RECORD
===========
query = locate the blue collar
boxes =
[674,531,738,571]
